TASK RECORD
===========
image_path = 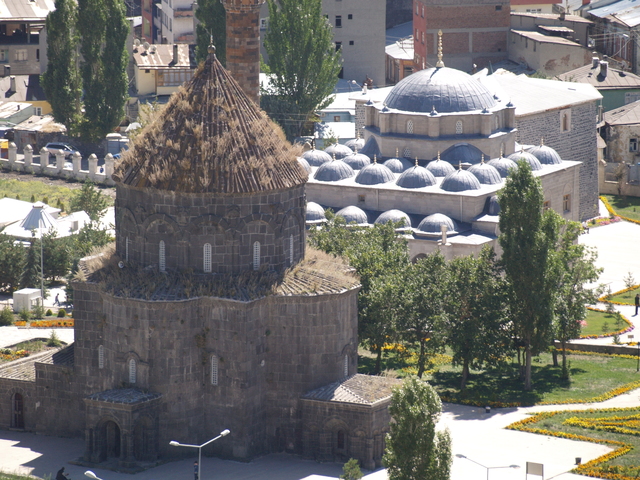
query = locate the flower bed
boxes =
[580,307,633,338]
[15,319,74,328]
[0,349,29,362]
[601,196,640,226]
[599,285,640,306]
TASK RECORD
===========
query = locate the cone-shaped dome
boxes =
[113,53,307,194]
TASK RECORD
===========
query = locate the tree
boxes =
[498,161,561,391]
[42,231,72,281]
[0,234,25,293]
[41,0,81,132]
[21,232,42,290]
[340,458,363,480]
[445,247,511,390]
[262,0,342,139]
[195,0,226,65]
[69,182,109,222]
[383,376,452,480]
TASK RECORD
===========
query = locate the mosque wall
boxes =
[0,380,37,431]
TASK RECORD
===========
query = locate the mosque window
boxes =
[455,121,463,135]
[211,355,219,386]
[125,237,130,262]
[289,235,294,265]
[406,120,414,134]
[495,116,500,129]
[98,345,104,369]
[203,243,212,273]
[129,358,136,384]
[159,240,166,272]
[563,194,571,212]
[403,148,411,158]
[561,109,572,132]
[344,354,348,377]
[253,241,261,270]
[337,430,346,450]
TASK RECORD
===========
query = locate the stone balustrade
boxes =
[0,143,116,186]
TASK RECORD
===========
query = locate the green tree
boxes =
[69,182,109,221]
[72,222,114,258]
[262,0,342,139]
[340,458,363,480]
[383,376,452,480]
[42,232,72,281]
[498,161,561,391]
[445,248,510,390]
[41,0,81,131]
[21,232,42,290]
[0,233,26,293]
[195,0,226,65]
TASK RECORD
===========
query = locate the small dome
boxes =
[440,143,487,165]
[355,162,395,185]
[487,157,518,178]
[314,159,355,182]
[417,213,458,235]
[484,195,500,216]
[508,150,542,171]
[396,165,437,188]
[468,162,502,185]
[384,156,413,173]
[426,159,455,177]
[440,169,481,192]
[324,143,353,160]
[336,206,368,225]
[306,202,326,223]
[302,148,332,166]
[375,209,412,228]
[343,151,371,170]
[297,156,312,174]
[527,144,562,165]
[345,137,365,151]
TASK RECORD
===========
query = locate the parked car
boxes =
[45,142,78,159]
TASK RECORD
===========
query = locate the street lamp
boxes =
[170,429,230,480]
[84,471,103,480]
[456,454,520,480]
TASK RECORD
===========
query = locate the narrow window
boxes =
[203,243,212,273]
[125,237,130,262]
[211,355,219,385]
[129,358,136,384]
[416,3,419,14]
[403,148,411,158]
[289,235,294,265]
[344,354,348,377]
[335,15,342,28]
[335,42,342,51]
[98,345,104,369]
[456,120,463,135]
[407,120,414,134]
[495,116,500,129]
[543,200,551,211]
[159,240,166,271]
[253,241,260,270]
[630,139,638,152]
[563,194,571,212]
[337,430,345,450]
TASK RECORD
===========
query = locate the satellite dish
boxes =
[134,39,140,47]
[143,41,150,51]
[118,261,125,269]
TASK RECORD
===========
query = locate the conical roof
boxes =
[113,51,307,194]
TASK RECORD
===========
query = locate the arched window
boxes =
[203,243,212,273]
[98,345,104,369]
[289,235,294,265]
[211,355,219,386]
[253,241,260,271]
[159,240,166,272]
[343,354,348,377]
[455,120,463,135]
[125,237,130,262]
[11,393,24,429]
[337,430,346,450]
[129,358,137,384]
[495,116,500,129]
[406,120,414,134]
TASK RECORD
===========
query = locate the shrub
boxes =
[18,309,31,323]
[47,330,62,347]
[0,306,13,326]
[32,304,45,320]
[57,308,66,318]
[45,309,53,317]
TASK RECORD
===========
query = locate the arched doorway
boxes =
[11,393,24,429]
[99,420,121,461]
[133,417,156,461]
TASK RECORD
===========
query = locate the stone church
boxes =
[0,0,399,471]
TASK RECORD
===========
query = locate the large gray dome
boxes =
[468,162,502,185]
[345,137,365,151]
[374,209,412,228]
[343,151,371,170]
[336,206,368,225]
[384,156,413,173]
[297,156,312,174]
[417,213,458,235]
[302,148,332,167]
[324,143,353,160]
[384,67,497,113]
[355,162,395,185]
[485,195,500,216]
[487,157,518,178]
[508,150,542,171]
[440,143,487,165]
[314,159,355,182]
[440,169,481,192]
[426,159,455,177]
[527,144,562,165]
[306,202,326,223]
[396,165,437,188]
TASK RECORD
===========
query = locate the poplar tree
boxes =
[195,0,226,65]
[263,0,342,139]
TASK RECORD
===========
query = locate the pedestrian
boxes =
[55,467,67,480]
[194,460,198,480]
[54,293,60,306]
[635,293,639,316]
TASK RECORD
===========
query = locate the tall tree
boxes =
[41,0,81,132]
[498,161,561,391]
[195,0,226,65]
[263,0,342,139]
[383,376,452,480]
[69,182,109,222]
[0,234,25,293]
[21,232,42,290]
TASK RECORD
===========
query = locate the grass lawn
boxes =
[603,194,640,222]
[606,286,640,305]
[581,309,628,336]
[359,348,640,406]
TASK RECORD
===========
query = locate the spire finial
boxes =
[207,43,216,56]
[436,30,445,68]
[458,160,462,170]
[396,148,399,158]
[332,153,336,161]
[541,137,545,146]
[481,154,485,164]
[521,145,524,153]
[500,145,504,158]
[374,154,377,164]
[437,151,441,161]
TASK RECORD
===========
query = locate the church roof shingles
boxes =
[113,50,307,194]
[302,374,401,405]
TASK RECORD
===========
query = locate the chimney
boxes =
[9,75,16,92]
[221,0,266,105]
[583,0,589,5]
[592,56,599,68]
[600,60,608,77]
[4,65,10,77]
[560,10,566,20]
[173,44,179,65]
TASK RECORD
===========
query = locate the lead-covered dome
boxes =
[440,169,481,192]
[487,156,518,178]
[426,158,455,177]
[375,209,412,229]
[384,67,497,113]
[440,143,487,165]
[343,151,371,170]
[302,148,332,166]
[306,202,326,224]
[345,136,365,151]
[527,143,562,165]
[396,165,437,188]
[508,150,542,171]
[314,159,355,182]
[416,213,458,236]
[297,156,312,174]
[384,156,413,173]
[355,162,395,185]
[324,143,353,160]
[336,206,368,225]
[468,162,502,185]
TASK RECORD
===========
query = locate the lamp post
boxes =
[170,429,230,480]
[84,471,103,480]
[456,454,520,480]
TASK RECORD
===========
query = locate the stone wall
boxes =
[0,380,36,431]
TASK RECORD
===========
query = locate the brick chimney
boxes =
[221,0,266,105]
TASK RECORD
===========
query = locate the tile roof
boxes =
[302,374,401,405]
[0,345,73,382]
[86,388,162,405]
[557,63,640,89]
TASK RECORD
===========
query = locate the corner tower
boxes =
[221,0,265,105]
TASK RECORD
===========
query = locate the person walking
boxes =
[54,293,60,306]
[635,293,639,316]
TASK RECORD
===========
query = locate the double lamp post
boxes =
[171,429,230,480]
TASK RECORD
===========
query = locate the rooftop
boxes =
[557,62,640,90]
[0,0,55,22]
[302,374,401,405]
[511,29,583,46]
[604,98,640,125]
[132,43,195,70]
[0,345,73,382]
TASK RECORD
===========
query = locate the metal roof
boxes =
[0,0,55,22]
[132,44,194,70]
[557,62,640,90]
[511,29,582,46]
[538,25,575,33]
[604,98,640,125]
[590,0,640,27]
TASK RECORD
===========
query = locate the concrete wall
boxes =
[510,13,591,47]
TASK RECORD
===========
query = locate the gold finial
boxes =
[437,151,441,161]
[458,160,462,170]
[374,154,377,164]
[541,137,545,146]
[396,148,399,158]
[521,145,525,153]
[332,153,336,161]
[208,44,216,55]
[415,156,419,167]
[481,154,485,164]
[499,145,504,158]
[436,30,445,68]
